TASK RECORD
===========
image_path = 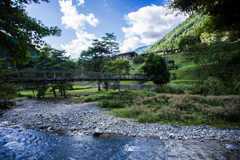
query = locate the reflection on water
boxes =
[0,126,240,159]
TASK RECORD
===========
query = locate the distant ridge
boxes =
[133,45,151,54]
[119,45,151,55]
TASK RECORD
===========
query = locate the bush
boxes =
[37,86,48,98]
[99,100,125,108]
[155,85,185,94]
[202,77,226,95]
[17,93,22,97]
[133,56,145,64]
[27,94,33,98]
[83,94,107,102]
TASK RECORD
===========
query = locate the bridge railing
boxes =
[9,70,149,81]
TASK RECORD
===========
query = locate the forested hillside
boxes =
[144,14,207,53]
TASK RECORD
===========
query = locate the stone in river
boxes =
[93,128,103,137]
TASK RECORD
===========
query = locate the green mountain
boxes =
[144,14,207,53]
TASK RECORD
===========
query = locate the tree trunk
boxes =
[32,90,35,98]
[60,90,63,96]
[113,82,115,90]
[118,81,120,92]
[98,81,101,91]
[63,90,66,98]
[105,82,108,91]
[53,88,56,97]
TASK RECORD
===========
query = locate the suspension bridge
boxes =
[8,70,150,82]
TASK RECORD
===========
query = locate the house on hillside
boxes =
[141,53,150,58]
[155,49,180,55]
[154,50,168,55]
[118,51,137,60]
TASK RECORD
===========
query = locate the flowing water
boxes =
[0,126,240,160]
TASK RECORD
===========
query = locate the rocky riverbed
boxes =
[1,98,240,142]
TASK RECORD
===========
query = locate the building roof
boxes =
[118,51,137,56]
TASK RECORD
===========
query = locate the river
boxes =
[1,125,240,159]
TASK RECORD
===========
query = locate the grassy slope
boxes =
[127,52,199,86]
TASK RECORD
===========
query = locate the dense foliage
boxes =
[102,59,131,73]
[183,41,240,90]
[0,0,61,64]
[167,0,240,38]
[0,58,17,110]
[142,53,170,86]
[132,56,145,64]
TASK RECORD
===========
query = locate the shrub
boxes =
[37,86,48,98]
[17,93,22,97]
[155,85,185,94]
[202,77,226,95]
[133,56,145,64]
[99,100,125,108]
[27,94,33,98]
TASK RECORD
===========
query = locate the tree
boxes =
[0,58,17,110]
[102,33,120,60]
[178,35,198,50]
[167,0,240,38]
[102,59,131,91]
[102,59,131,73]
[31,46,74,98]
[0,0,61,64]
[182,41,240,87]
[142,53,170,86]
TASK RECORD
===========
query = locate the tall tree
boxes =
[0,0,61,64]
[0,58,17,110]
[102,33,120,60]
[142,53,170,86]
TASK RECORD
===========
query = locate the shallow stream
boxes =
[0,126,240,159]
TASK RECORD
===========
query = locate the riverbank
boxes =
[0,99,240,142]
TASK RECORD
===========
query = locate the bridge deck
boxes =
[8,70,150,82]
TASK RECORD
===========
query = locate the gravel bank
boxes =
[0,99,240,142]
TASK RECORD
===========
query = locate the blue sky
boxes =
[25,0,187,59]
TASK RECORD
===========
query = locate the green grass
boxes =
[120,81,140,85]
[143,81,155,85]
[163,52,195,68]
[168,80,200,86]
[129,60,145,74]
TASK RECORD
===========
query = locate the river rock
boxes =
[93,128,103,136]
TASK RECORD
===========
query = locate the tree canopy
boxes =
[178,35,198,50]
[0,0,61,64]
[142,53,170,86]
[102,59,131,73]
[167,0,240,38]
[77,33,120,72]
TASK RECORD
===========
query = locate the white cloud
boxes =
[120,4,188,52]
[76,0,84,6]
[61,30,96,59]
[104,4,107,7]
[59,0,99,30]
